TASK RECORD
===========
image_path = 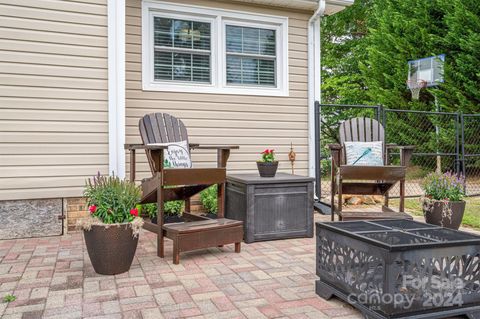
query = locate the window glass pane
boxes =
[226,25,276,56]
[242,27,260,54]
[259,29,276,56]
[173,20,193,48]
[226,26,242,53]
[192,22,211,50]
[226,56,242,83]
[173,53,192,81]
[226,56,275,86]
[192,55,210,82]
[154,18,211,51]
[154,51,173,80]
[154,17,172,47]
[241,58,258,84]
[259,59,275,85]
[155,51,210,83]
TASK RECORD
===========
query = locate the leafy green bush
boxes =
[320,159,332,177]
[140,201,184,219]
[200,185,218,214]
[84,173,140,224]
[422,171,465,202]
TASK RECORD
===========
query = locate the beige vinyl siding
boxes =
[0,0,109,201]
[125,0,310,180]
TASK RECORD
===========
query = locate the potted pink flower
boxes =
[257,149,278,177]
[78,173,143,275]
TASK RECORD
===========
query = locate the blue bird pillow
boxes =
[344,141,384,166]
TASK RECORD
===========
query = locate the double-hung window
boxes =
[142,1,288,96]
[153,17,211,83]
[225,25,276,87]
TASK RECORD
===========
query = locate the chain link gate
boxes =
[314,103,381,201]
[315,103,479,206]
[461,114,480,196]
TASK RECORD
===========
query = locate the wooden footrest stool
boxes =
[162,218,243,264]
[339,211,413,221]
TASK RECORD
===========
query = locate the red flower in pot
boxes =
[257,148,278,177]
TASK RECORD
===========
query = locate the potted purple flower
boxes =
[257,149,278,177]
[421,171,466,229]
[78,173,143,275]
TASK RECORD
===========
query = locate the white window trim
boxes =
[142,0,289,96]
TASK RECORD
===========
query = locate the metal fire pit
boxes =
[316,219,480,319]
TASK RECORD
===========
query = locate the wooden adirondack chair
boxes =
[329,117,415,221]
[125,113,243,264]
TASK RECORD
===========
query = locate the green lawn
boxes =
[391,197,480,229]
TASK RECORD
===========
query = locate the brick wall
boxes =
[66,197,88,231]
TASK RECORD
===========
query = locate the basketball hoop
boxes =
[407,80,427,100]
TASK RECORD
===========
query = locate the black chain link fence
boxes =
[462,114,480,196]
[317,104,381,199]
[316,104,479,200]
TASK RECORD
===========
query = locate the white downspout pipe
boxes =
[108,0,126,178]
[307,0,325,181]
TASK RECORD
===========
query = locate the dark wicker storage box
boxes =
[225,173,314,243]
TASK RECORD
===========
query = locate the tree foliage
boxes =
[321,0,480,113]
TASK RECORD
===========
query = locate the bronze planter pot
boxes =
[83,224,138,275]
[257,161,278,177]
[423,200,466,230]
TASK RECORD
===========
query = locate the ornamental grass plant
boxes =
[83,172,141,224]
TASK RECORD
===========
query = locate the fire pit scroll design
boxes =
[316,219,480,319]
[317,236,385,296]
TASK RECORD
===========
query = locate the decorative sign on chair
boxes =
[148,140,192,168]
[344,141,383,166]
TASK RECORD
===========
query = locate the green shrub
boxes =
[140,201,184,218]
[84,173,140,224]
[200,185,218,214]
[320,159,332,177]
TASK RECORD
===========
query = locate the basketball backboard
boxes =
[408,54,445,87]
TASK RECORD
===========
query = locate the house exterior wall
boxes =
[125,0,311,181]
[0,0,110,201]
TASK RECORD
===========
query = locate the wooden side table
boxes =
[225,173,314,243]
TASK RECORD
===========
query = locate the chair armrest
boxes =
[386,145,415,167]
[328,143,342,151]
[190,144,239,150]
[328,144,342,168]
[124,144,167,150]
[386,144,415,150]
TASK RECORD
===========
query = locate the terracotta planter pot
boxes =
[83,224,138,275]
[257,161,278,177]
[423,200,466,230]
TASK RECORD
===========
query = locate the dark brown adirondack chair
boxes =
[329,117,415,221]
[126,113,243,264]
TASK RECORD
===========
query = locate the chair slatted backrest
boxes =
[139,113,189,173]
[339,117,385,164]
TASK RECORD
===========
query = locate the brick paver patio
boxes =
[0,214,366,319]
